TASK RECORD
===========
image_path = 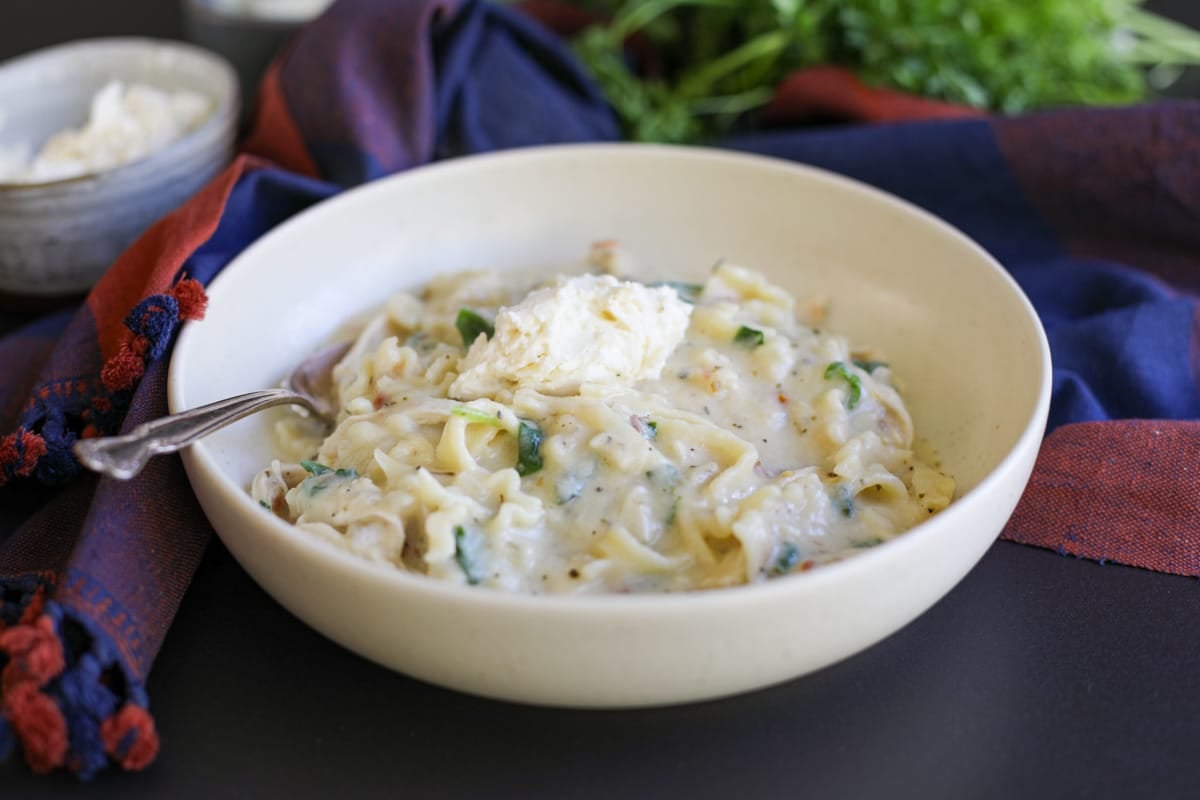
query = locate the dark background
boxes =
[3,2,1200,798]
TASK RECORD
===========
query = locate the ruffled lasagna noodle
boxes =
[251,247,954,593]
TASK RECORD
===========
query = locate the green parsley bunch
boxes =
[568,0,1200,142]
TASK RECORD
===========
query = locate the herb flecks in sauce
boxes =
[455,307,494,347]
[834,485,857,518]
[824,361,862,409]
[650,280,703,304]
[771,542,800,575]
[734,325,765,348]
[631,414,658,440]
[299,460,357,496]
[454,526,484,585]
[517,419,544,476]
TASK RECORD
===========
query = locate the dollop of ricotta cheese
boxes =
[450,274,692,400]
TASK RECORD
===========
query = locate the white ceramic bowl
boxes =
[169,144,1051,707]
[0,38,239,296]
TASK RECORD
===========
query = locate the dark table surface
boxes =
[3,2,1200,797]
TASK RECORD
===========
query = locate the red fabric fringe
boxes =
[100,704,159,772]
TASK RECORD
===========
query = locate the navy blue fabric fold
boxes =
[431,0,620,158]
[279,0,617,185]
[727,110,1200,433]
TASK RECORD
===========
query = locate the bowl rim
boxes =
[182,0,327,28]
[170,142,1053,614]
[0,36,239,192]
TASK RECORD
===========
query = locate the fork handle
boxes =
[73,389,317,480]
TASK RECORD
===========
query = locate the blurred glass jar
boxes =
[182,0,335,117]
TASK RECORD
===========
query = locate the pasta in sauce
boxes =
[251,246,954,593]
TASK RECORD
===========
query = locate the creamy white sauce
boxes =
[251,251,954,594]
